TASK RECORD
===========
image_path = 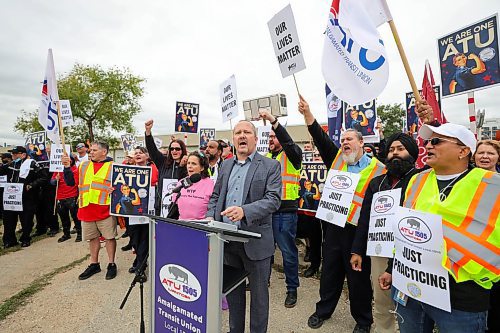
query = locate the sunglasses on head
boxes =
[170,147,182,151]
[424,137,461,146]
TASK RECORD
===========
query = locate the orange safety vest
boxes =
[330,151,386,226]
[404,168,500,288]
[78,160,112,208]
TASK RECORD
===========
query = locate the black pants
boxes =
[129,224,149,269]
[57,197,81,235]
[297,214,326,270]
[315,223,373,327]
[2,207,36,245]
[35,186,59,233]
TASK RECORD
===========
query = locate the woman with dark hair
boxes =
[175,151,214,221]
[144,120,188,215]
[128,146,159,274]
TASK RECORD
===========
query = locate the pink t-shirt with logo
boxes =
[177,177,215,220]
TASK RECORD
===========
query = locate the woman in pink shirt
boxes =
[176,151,214,221]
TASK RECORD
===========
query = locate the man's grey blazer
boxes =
[206,152,281,261]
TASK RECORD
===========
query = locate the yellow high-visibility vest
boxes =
[330,151,385,226]
[404,168,500,288]
[267,151,301,200]
[78,160,112,208]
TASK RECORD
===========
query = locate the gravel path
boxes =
[0,235,358,332]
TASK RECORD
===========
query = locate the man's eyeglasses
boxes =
[423,137,462,146]
[170,147,182,152]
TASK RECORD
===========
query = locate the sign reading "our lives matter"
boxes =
[155,221,208,332]
[267,4,306,78]
[315,169,360,227]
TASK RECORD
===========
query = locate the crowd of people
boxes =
[0,95,498,333]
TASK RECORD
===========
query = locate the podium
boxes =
[149,216,260,333]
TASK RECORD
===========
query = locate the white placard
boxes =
[3,183,23,211]
[366,188,401,257]
[268,4,306,78]
[220,75,239,122]
[392,207,451,312]
[256,125,272,155]
[154,137,163,149]
[59,100,74,127]
[161,179,178,218]
[315,169,360,227]
[49,144,71,172]
[0,175,7,188]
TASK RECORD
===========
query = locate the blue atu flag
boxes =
[438,14,500,97]
[175,101,199,133]
[326,84,343,147]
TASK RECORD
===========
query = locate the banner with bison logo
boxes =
[392,207,450,312]
[315,169,360,227]
[155,221,208,332]
[366,189,401,257]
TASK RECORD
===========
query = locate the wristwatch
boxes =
[270,118,278,125]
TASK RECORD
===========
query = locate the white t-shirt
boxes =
[76,153,88,167]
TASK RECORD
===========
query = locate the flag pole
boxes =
[292,74,300,96]
[53,100,66,215]
[387,20,421,102]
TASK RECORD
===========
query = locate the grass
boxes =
[0,231,49,257]
[0,254,90,321]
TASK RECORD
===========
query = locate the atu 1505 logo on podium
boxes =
[159,264,202,302]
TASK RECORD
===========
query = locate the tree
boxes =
[14,109,43,135]
[377,103,405,138]
[15,63,145,147]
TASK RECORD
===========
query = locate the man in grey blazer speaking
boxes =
[207,120,282,333]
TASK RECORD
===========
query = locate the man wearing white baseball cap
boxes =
[389,110,499,331]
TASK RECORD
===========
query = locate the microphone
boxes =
[164,173,202,197]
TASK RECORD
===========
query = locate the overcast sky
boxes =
[1,0,499,146]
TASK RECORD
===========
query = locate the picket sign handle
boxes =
[467,92,477,136]
[388,20,421,102]
[292,73,300,97]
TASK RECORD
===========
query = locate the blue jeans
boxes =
[272,212,299,291]
[392,287,487,333]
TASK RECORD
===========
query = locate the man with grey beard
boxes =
[298,96,385,333]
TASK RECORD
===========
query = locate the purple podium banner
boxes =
[155,221,208,332]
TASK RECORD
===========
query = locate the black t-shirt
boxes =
[436,169,490,312]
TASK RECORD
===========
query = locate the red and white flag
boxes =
[422,60,447,123]
[38,49,61,144]
[322,0,392,105]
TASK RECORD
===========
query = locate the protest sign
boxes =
[175,101,199,133]
[0,175,7,188]
[315,169,360,227]
[267,4,306,78]
[344,100,379,143]
[154,137,163,149]
[367,188,401,257]
[121,134,136,153]
[129,186,155,224]
[326,84,343,147]
[302,152,314,163]
[161,179,178,218]
[405,86,441,133]
[199,128,216,147]
[220,75,239,122]
[392,207,451,312]
[49,144,71,172]
[256,125,271,155]
[25,131,48,161]
[59,99,74,127]
[136,140,145,148]
[110,164,151,217]
[298,162,328,213]
[438,14,500,97]
[3,183,23,211]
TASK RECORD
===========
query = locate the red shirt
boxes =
[52,166,78,199]
[77,161,111,222]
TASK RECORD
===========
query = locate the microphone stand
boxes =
[120,252,149,333]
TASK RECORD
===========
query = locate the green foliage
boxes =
[377,103,405,138]
[14,109,43,136]
[14,63,145,146]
